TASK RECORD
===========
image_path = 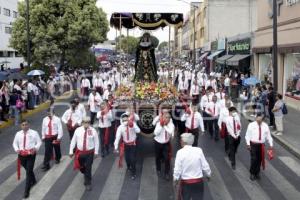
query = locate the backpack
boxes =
[282,103,288,115]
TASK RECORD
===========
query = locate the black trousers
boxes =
[187,128,199,147]
[99,127,110,154]
[208,118,219,140]
[90,112,97,125]
[202,111,209,131]
[125,144,137,175]
[43,136,61,167]
[250,143,262,176]
[19,154,36,193]
[110,121,117,147]
[68,129,75,140]
[154,141,170,174]
[78,153,94,185]
[224,134,229,153]
[181,181,204,200]
[228,136,240,166]
[268,107,275,126]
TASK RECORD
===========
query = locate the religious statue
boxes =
[134,33,158,82]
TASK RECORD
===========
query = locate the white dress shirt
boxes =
[114,123,141,149]
[153,121,175,144]
[27,82,34,92]
[190,84,200,96]
[41,115,63,139]
[97,110,113,128]
[13,129,42,152]
[205,79,217,91]
[219,99,234,109]
[69,126,99,155]
[173,145,211,181]
[178,80,189,91]
[76,103,87,119]
[225,115,241,139]
[205,102,220,118]
[181,112,205,132]
[88,93,102,112]
[81,78,91,88]
[224,77,230,87]
[215,92,225,101]
[200,95,210,110]
[61,109,82,127]
[93,78,103,88]
[245,121,273,146]
[218,107,229,128]
[102,89,111,100]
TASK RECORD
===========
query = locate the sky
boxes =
[96,0,200,42]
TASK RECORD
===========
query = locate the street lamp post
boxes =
[25,0,31,67]
[272,0,278,91]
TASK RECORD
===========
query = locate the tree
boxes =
[10,0,109,67]
[116,36,139,55]
[158,41,168,51]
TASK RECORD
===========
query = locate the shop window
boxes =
[284,53,300,99]
[13,11,18,18]
[0,51,3,57]
[3,8,10,17]
[15,52,22,57]
[5,27,12,34]
[8,51,14,57]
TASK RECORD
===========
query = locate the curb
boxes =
[0,90,75,130]
[271,132,300,160]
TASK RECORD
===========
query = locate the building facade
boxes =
[0,0,23,69]
[253,0,300,109]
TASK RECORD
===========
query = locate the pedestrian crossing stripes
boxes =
[0,155,43,199]
[0,154,299,200]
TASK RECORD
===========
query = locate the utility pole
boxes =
[272,0,278,91]
[26,0,31,67]
[193,6,196,70]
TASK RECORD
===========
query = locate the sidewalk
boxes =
[0,90,74,130]
[271,106,300,159]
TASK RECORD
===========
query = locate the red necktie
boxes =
[68,113,73,126]
[83,129,87,151]
[126,126,129,141]
[23,131,27,149]
[258,124,262,141]
[48,117,52,136]
[233,118,236,134]
[191,113,195,129]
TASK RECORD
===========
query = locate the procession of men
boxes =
[10,64,278,200]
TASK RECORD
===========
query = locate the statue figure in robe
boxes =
[134,33,158,82]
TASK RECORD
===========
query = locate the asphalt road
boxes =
[0,97,299,200]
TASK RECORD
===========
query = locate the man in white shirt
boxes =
[224,74,231,94]
[97,102,113,157]
[114,114,141,180]
[190,80,200,105]
[62,100,82,140]
[69,117,99,191]
[153,113,175,181]
[225,107,241,170]
[245,113,273,181]
[178,76,189,92]
[74,97,87,119]
[27,80,35,109]
[81,76,91,99]
[173,133,211,200]
[41,108,63,171]
[218,101,232,154]
[219,94,234,109]
[12,120,42,199]
[92,74,103,95]
[181,105,205,147]
[215,87,226,102]
[102,84,113,100]
[88,89,102,125]
[205,95,220,141]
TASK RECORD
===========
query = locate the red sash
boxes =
[220,122,227,139]
[17,150,36,180]
[103,128,110,146]
[73,149,94,170]
[178,178,203,200]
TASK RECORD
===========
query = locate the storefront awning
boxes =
[226,54,250,66]
[199,52,209,61]
[207,50,224,60]
[216,55,234,64]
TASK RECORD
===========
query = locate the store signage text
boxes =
[228,39,251,55]
[286,0,300,6]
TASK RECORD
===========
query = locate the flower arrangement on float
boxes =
[115,82,178,104]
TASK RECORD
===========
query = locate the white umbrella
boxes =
[27,70,45,76]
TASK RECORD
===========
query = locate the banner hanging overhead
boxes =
[110,12,184,30]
